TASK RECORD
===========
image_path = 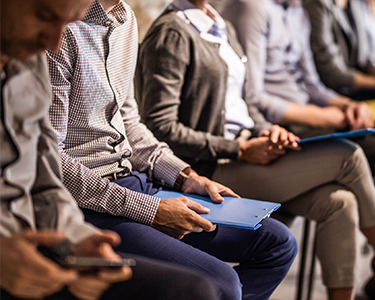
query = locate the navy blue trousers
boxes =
[82,172,298,300]
[1,254,219,300]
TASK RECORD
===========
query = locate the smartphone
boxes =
[60,256,136,273]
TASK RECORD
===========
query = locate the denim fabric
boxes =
[82,174,297,300]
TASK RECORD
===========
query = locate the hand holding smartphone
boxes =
[60,256,136,274]
[38,239,136,274]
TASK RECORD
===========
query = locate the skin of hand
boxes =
[259,124,301,150]
[354,72,375,88]
[0,231,78,299]
[68,231,132,300]
[152,172,239,240]
[238,136,287,164]
[312,106,348,129]
[345,101,375,130]
[281,103,348,129]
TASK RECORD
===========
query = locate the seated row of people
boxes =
[1,0,296,299]
[220,0,375,174]
[305,0,375,100]
[135,0,375,299]
[1,0,375,300]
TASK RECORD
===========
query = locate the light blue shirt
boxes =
[222,0,337,123]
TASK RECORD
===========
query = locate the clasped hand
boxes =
[238,125,300,164]
[345,101,374,130]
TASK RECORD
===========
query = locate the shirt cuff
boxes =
[119,189,161,225]
[153,152,190,188]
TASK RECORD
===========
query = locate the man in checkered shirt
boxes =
[47,0,297,299]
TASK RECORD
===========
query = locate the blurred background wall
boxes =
[126,0,224,42]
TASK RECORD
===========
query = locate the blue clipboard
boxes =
[298,128,375,144]
[153,190,281,230]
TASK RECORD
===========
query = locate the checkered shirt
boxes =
[47,0,189,225]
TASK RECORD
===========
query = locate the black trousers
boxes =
[1,254,219,300]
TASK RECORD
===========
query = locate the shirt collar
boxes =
[83,0,128,27]
[170,0,226,35]
[274,0,301,8]
[3,56,38,79]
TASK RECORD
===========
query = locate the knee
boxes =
[258,218,298,266]
[175,271,221,300]
[328,189,359,228]
[215,263,242,300]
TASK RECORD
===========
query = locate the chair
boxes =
[272,210,317,300]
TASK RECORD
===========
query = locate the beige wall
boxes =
[126,0,170,42]
[126,0,225,42]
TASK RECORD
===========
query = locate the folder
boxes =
[297,128,375,144]
[153,190,281,230]
[364,99,375,121]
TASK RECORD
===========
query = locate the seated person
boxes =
[0,0,220,299]
[304,0,375,100]
[221,0,375,176]
[46,0,298,299]
[134,0,375,299]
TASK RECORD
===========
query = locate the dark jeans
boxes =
[81,172,298,300]
[0,254,219,300]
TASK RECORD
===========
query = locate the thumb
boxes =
[260,129,270,137]
[85,231,121,247]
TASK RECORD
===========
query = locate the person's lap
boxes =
[212,139,368,201]
[211,138,375,287]
[82,208,296,300]
[0,254,219,300]
[288,124,375,177]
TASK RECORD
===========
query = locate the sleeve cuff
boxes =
[119,189,161,225]
[153,153,190,188]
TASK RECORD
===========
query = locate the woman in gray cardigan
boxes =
[304,0,375,99]
[135,1,375,299]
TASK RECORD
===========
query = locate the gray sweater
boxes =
[135,9,272,177]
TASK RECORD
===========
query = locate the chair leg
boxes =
[296,218,311,300]
[307,224,317,300]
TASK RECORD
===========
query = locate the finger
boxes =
[69,276,110,299]
[269,127,281,143]
[10,282,63,299]
[28,245,79,285]
[21,230,66,246]
[268,147,285,155]
[279,128,288,142]
[285,143,301,151]
[216,186,240,198]
[196,181,227,203]
[286,134,300,149]
[185,209,215,232]
[186,199,210,213]
[346,107,358,128]
[99,266,133,282]
[69,284,107,300]
[260,129,270,137]
[86,232,121,248]
[26,267,78,289]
